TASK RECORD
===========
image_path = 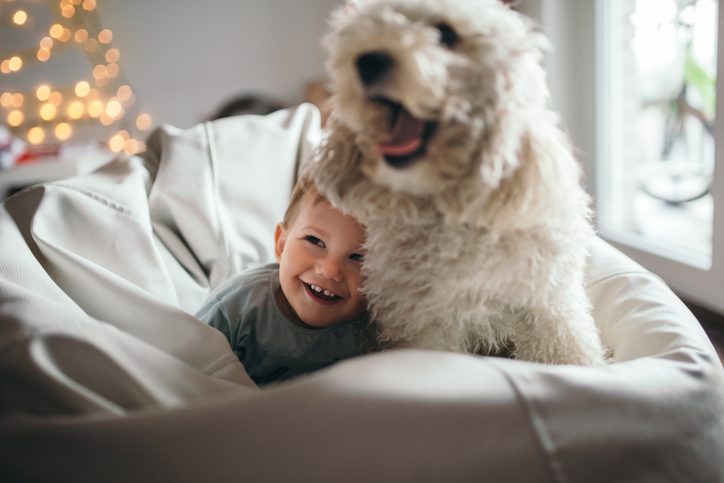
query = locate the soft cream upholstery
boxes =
[1,104,722,482]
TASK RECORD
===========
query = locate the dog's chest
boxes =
[363,220,534,301]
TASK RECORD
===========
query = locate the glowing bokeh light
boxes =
[67,100,85,119]
[108,133,125,152]
[49,91,63,106]
[28,127,45,144]
[36,85,51,101]
[55,122,73,141]
[37,48,51,62]
[49,24,64,39]
[8,56,23,72]
[98,29,113,44]
[11,93,24,107]
[105,48,120,63]
[87,99,104,118]
[0,93,12,107]
[75,80,91,97]
[74,29,89,43]
[61,5,76,18]
[40,37,54,49]
[39,103,58,121]
[106,62,119,78]
[136,113,152,130]
[105,99,123,118]
[13,10,28,25]
[7,110,24,127]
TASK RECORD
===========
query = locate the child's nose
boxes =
[316,258,343,282]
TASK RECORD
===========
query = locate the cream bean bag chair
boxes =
[1,104,722,482]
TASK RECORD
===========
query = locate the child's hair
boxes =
[282,173,326,227]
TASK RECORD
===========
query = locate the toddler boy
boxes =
[196,174,372,386]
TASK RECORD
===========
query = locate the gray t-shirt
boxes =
[196,263,373,385]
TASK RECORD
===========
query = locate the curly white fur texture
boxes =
[312,0,605,364]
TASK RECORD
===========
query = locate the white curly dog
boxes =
[312,0,606,365]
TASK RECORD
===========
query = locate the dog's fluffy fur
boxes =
[311,0,605,364]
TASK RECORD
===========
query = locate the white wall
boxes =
[95,0,342,128]
[519,0,597,195]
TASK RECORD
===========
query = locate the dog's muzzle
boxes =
[354,50,438,170]
[356,51,394,87]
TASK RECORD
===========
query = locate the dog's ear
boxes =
[472,124,586,233]
[310,115,364,208]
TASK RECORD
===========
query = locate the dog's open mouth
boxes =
[371,96,437,169]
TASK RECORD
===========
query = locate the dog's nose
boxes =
[356,51,394,86]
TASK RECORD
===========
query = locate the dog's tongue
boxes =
[377,108,425,157]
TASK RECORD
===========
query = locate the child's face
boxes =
[274,192,366,328]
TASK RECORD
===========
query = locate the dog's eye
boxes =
[434,23,459,47]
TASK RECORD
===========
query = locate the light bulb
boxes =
[106,63,119,78]
[28,127,45,145]
[13,10,28,25]
[98,29,113,44]
[136,113,152,130]
[105,99,123,118]
[74,29,89,43]
[11,93,24,107]
[105,48,120,63]
[49,24,64,39]
[37,48,51,62]
[124,138,141,155]
[8,56,23,72]
[40,37,54,49]
[75,80,91,97]
[7,110,24,127]
[92,64,107,80]
[67,100,85,119]
[49,91,63,106]
[36,85,51,101]
[87,99,103,118]
[61,5,76,18]
[39,103,57,121]
[55,122,72,141]
[117,85,133,102]
[108,133,125,152]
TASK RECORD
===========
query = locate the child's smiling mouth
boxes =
[302,281,343,304]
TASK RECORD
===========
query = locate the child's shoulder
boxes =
[209,262,278,302]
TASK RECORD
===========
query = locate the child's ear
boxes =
[274,223,287,262]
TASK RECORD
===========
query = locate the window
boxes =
[523,0,724,315]
[598,0,718,269]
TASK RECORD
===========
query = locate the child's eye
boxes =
[350,253,364,262]
[304,235,325,248]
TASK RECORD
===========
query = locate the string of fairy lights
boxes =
[1,0,152,155]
